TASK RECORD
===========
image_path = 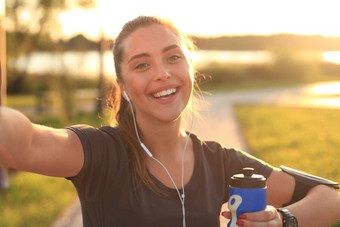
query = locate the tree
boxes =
[6,0,97,93]
[1,0,8,189]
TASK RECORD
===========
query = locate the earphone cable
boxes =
[127,96,195,227]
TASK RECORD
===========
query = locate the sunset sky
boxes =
[58,0,340,40]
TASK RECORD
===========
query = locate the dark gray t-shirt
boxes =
[67,125,273,227]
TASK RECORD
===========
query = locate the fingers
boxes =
[222,206,282,227]
[236,218,281,227]
[221,211,232,219]
[243,206,278,222]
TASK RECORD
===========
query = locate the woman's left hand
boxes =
[222,205,282,227]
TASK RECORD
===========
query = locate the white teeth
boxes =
[153,88,176,98]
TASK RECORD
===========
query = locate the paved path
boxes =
[51,81,340,227]
[51,199,82,227]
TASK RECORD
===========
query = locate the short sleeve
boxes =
[226,148,274,179]
[198,138,274,203]
[66,125,128,200]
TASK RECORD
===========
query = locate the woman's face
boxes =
[120,24,193,124]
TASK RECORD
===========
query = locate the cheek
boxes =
[126,74,150,97]
[178,63,194,87]
[121,67,145,90]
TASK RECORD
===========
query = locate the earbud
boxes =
[123,90,130,102]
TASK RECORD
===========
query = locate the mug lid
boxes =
[230,167,266,189]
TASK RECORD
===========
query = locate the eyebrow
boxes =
[127,44,181,63]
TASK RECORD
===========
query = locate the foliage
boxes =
[7,74,100,95]
[35,111,110,128]
[198,58,340,92]
[6,0,66,57]
[62,34,101,51]
[5,0,97,93]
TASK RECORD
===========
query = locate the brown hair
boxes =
[108,15,198,194]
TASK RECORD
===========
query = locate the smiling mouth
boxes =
[152,88,177,98]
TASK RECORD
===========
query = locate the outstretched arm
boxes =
[270,169,340,226]
[0,107,84,177]
[255,169,340,226]
[286,183,340,227]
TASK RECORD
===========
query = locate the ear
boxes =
[117,79,129,102]
[117,79,124,92]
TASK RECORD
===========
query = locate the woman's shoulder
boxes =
[191,132,238,156]
[67,124,124,146]
[191,133,264,166]
[67,124,118,135]
[191,133,273,177]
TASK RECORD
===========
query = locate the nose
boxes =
[153,62,171,81]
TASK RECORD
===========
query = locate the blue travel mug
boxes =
[227,167,267,227]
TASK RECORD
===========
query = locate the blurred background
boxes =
[0,0,340,226]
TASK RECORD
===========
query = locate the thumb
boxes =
[221,211,232,219]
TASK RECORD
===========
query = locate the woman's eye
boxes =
[168,55,181,62]
[135,63,149,70]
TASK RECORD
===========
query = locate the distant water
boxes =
[192,50,273,67]
[10,51,115,78]
[9,50,340,78]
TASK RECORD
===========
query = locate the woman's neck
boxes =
[137,116,186,161]
[136,113,195,189]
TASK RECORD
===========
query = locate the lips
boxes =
[152,88,177,98]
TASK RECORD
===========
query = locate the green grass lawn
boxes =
[0,173,76,227]
[235,105,340,182]
[235,105,340,226]
[6,95,37,107]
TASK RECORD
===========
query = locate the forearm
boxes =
[287,184,340,227]
[0,107,34,170]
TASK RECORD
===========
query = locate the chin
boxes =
[156,110,184,123]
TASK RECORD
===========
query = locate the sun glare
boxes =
[322,51,340,64]
[58,0,340,39]
[59,8,102,40]
[20,11,31,22]
[307,82,340,95]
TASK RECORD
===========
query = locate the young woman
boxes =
[1,16,340,227]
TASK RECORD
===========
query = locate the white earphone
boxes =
[123,90,130,102]
[123,89,153,157]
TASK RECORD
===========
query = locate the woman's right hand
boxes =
[0,107,84,177]
[222,206,282,227]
